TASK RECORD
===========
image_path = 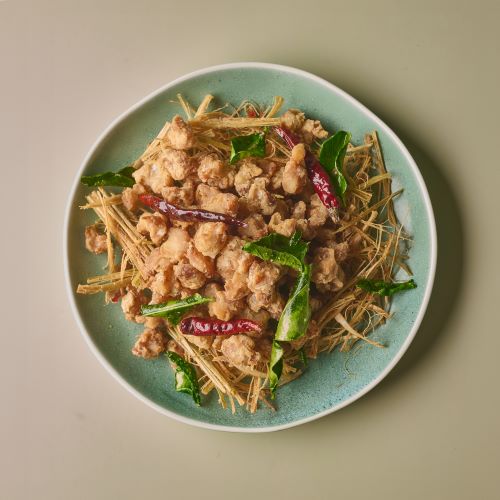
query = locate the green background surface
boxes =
[1,0,499,498]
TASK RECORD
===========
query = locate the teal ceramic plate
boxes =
[64,63,437,432]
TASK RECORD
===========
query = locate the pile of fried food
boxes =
[77,94,414,413]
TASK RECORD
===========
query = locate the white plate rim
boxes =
[63,62,438,433]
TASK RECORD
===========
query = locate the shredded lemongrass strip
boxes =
[360,173,392,189]
[196,136,232,151]
[334,313,384,348]
[356,153,373,176]
[362,210,378,232]
[332,190,403,235]
[349,186,372,204]
[347,143,373,154]
[77,278,131,294]
[132,120,171,169]
[86,269,134,284]
[97,190,115,275]
[251,377,261,413]
[85,190,152,278]
[370,130,398,228]
[80,195,122,209]
[189,116,281,129]
[120,253,129,281]
[177,93,193,120]
[231,99,253,117]
[388,225,404,276]
[194,94,214,118]
[266,96,284,118]
[245,377,254,408]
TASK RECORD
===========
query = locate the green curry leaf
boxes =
[242,231,309,272]
[166,351,201,406]
[140,294,213,325]
[356,278,417,296]
[318,131,351,204]
[229,133,266,164]
[81,165,135,188]
[268,340,284,399]
[275,264,312,342]
[267,267,311,399]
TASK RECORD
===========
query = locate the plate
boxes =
[64,63,437,432]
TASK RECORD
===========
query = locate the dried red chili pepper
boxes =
[139,194,247,228]
[179,317,262,336]
[246,106,258,118]
[110,291,122,303]
[275,126,341,223]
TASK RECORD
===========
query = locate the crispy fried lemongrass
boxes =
[83,189,153,279]
[189,116,281,129]
[77,269,135,294]
[194,94,214,118]
[77,95,411,413]
[79,194,122,209]
[265,95,284,118]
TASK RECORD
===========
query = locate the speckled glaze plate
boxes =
[64,63,437,432]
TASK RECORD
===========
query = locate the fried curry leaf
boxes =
[141,294,213,325]
[229,132,266,164]
[242,231,309,272]
[356,278,417,296]
[80,165,135,187]
[166,351,201,406]
[269,340,284,399]
[318,131,351,204]
[275,264,312,342]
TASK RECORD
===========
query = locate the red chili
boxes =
[179,317,262,336]
[139,194,247,228]
[246,106,258,118]
[110,291,122,303]
[275,126,341,223]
